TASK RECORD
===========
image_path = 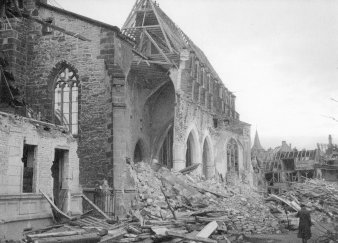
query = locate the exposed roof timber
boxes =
[122,0,174,55]
[149,0,173,52]
[123,0,143,29]
[144,29,172,64]
[139,31,145,52]
[123,0,236,96]
[125,25,161,29]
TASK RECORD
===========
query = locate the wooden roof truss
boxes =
[122,0,180,66]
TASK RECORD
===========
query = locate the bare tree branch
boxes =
[322,114,338,122]
[330,97,338,103]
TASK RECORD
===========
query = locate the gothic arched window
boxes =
[54,67,79,135]
[227,138,239,172]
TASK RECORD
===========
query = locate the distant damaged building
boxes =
[252,132,319,194]
[316,135,338,182]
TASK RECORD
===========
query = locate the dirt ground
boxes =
[243,226,330,243]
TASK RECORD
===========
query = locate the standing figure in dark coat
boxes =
[296,204,313,243]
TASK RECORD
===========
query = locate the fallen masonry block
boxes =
[196,221,218,238]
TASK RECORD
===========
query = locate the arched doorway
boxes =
[186,132,197,167]
[227,138,239,173]
[159,126,173,168]
[134,140,143,163]
[202,139,212,179]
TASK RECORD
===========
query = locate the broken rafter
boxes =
[39,189,73,220]
[144,29,171,64]
[160,186,177,220]
[81,194,111,220]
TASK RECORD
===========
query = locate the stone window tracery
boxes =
[54,67,79,135]
[227,138,239,173]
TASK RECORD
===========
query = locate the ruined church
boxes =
[0,0,252,236]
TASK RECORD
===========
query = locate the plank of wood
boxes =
[179,163,200,175]
[144,30,172,64]
[189,184,230,198]
[149,0,173,52]
[39,189,72,220]
[166,230,217,243]
[270,194,300,212]
[27,230,83,239]
[81,194,111,220]
[196,221,218,238]
[30,233,100,243]
[160,186,177,220]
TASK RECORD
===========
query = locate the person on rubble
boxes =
[296,204,313,243]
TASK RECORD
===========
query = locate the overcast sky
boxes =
[55,0,338,149]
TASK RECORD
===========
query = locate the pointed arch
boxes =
[202,134,214,179]
[226,137,243,174]
[184,124,201,168]
[156,122,173,168]
[50,61,80,135]
[134,139,146,163]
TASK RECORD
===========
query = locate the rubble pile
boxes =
[289,179,338,218]
[24,162,286,243]
[266,179,338,235]
[130,162,281,240]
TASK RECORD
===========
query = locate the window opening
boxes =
[22,144,36,193]
[213,118,218,128]
[159,126,173,168]
[134,141,143,163]
[227,138,238,173]
[52,149,68,209]
[54,67,79,135]
[186,133,193,167]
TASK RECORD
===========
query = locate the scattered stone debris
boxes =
[266,178,338,240]
[21,164,338,242]
[21,162,281,242]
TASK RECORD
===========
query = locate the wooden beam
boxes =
[124,24,161,29]
[146,60,171,65]
[196,221,218,238]
[138,31,145,52]
[149,0,173,53]
[141,8,147,26]
[81,194,111,220]
[144,30,171,64]
[160,186,177,220]
[39,189,72,220]
[122,0,142,29]
[27,230,84,239]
